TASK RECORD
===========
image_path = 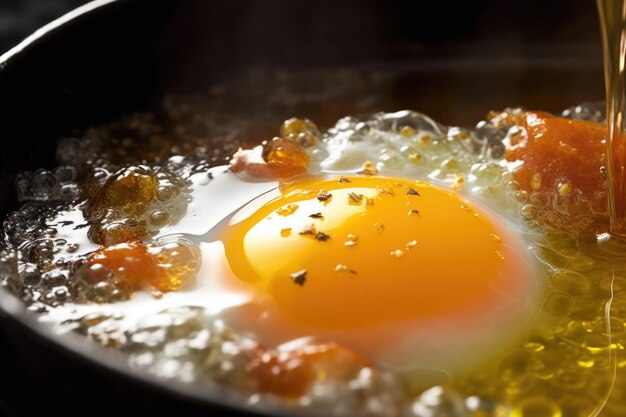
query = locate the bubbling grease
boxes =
[0,98,622,417]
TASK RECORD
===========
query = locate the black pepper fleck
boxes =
[315,232,331,241]
[290,270,307,286]
[317,192,332,201]
[348,193,363,204]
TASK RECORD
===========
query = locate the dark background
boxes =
[0,0,89,54]
[0,0,603,56]
[0,0,605,127]
[0,1,607,416]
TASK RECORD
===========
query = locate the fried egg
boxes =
[42,111,539,378]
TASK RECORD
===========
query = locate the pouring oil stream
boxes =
[598,0,626,237]
[589,1,626,414]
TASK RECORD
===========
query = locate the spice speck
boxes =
[335,264,357,274]
[290,270,307,286]
[317,192,332,202]
[299,223,316,235]
[348,193,364,205]
[315,232,331,242]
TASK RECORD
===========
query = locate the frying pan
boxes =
[0,0,606,415]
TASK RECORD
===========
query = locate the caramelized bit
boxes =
[280,118,320,147]
[504,111,608,230]
[315,232,331,242]
[84,166,160,245]
[81,241,201,295]
[408,209,420,216]
[339,176,351,183]
[151,241,201,292]
[230,137,309,180]
[83,242,156,292]
[505,111,606,198]
[309,212,324,219]
[248,343,370,397]
[83,165,191,246]
[407,187,420,196]
[262,137,310,167]
[103,169,158,209]
[290,270,307,286]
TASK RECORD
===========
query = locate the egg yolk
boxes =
[223,176,531,332]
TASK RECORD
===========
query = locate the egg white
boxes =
[42,116,541,378]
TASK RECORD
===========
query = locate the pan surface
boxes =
[0,0,605,415]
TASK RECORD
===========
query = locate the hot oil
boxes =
[446,232,621,417]
[2,75,626,416]
[432,3,626,415]
[2,107,623,417]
